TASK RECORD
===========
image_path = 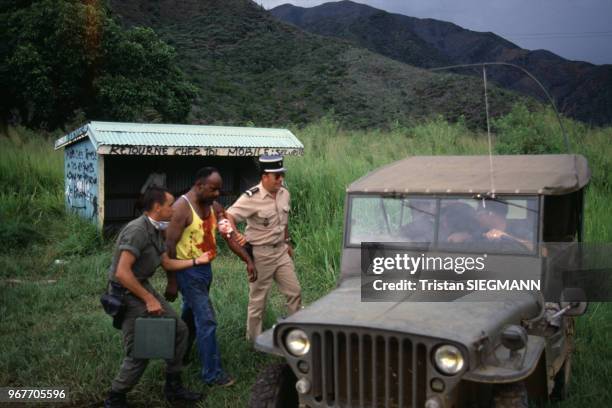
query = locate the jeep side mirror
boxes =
[559,288,588,316]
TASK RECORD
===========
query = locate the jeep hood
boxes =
[282,277,541,348]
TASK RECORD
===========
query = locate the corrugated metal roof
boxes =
[54,121,304,156]
[95,131,300,147]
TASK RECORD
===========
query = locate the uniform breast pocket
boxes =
[256,210,276,227]
[280,205,290,225]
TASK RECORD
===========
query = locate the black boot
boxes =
[164,372,204,402]
[103,390,128,408]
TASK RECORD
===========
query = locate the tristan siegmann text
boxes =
[360,242,612,303]
[367,252,539,293]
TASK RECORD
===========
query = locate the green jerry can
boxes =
[133,317,176,359]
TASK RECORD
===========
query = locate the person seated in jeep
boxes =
[477,200,534,251]
[439,202,481,244]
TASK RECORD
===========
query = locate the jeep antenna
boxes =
[430,62,570,199]
[482,65,495,197]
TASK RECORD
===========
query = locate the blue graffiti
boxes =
[65,141,98,222]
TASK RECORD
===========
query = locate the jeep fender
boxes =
[463,335,545,384]
[254,327,284,356]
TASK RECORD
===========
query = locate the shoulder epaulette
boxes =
[244,186,259,197]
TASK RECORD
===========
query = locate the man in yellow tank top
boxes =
[165,167,256,387]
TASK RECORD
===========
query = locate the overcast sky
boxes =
[259,0,612,65]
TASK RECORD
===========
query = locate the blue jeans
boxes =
[176,264,224,383]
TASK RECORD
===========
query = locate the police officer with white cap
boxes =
[226,155,302,341]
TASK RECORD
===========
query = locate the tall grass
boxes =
[0,127,61,231]
[0,126,105,276]
[286,116,488,297]
[0,109,610,407]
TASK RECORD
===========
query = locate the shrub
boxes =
[0,218,45,250]
[493,104,567,154]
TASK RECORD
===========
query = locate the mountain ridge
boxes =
[107,0,525,128]
[271,0,612,125]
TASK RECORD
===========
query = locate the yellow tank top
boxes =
[176,195,217,261]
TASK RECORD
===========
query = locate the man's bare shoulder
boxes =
[171,195,192,223]
[172,194,188,207]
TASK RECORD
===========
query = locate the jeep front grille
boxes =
[309,329,428,407]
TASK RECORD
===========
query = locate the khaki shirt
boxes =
[108,215,166,282]
[227,182,290,246]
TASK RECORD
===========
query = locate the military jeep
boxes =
[249,154,590,408]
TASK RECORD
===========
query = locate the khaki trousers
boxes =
[247,244,301,341]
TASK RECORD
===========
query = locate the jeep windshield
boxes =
[347,195,538,254]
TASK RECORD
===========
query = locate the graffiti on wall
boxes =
[102,145,304,156]
[65,140,98,222]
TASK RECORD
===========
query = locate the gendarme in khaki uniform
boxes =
[227,156,302,341]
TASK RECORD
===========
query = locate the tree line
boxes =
[0,0,196,129]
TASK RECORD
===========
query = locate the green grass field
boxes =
[1,110,611,407]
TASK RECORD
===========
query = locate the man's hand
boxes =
[287,243,294,258]
[223,212,247,245]
[164,280,178,302]
[145,296,164,315]
[247,262,257,282]
[485,229,532,250]
[484,228,506,240]
[234,231,247,246]
[196,251,212,265]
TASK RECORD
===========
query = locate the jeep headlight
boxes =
[285,329,310,356]
[433,345,464,375]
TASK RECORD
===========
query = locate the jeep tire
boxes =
[491,381,528,408]
[248,363,298,408]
